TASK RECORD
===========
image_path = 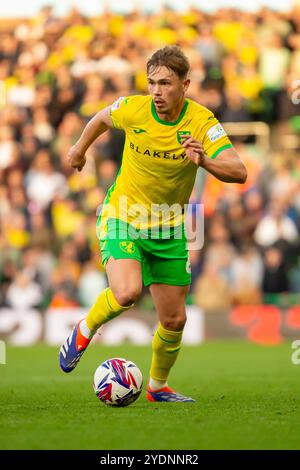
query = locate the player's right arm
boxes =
[68,105,113,172]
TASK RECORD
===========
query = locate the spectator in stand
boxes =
[194,263,232,313]
[254,196,299,253]
[25,148,68,210]
[204,217,236,284]
[231,243,263,305]
[221,86,252,123]
[78,261,107,308]
[0,126,20,170]
[262,246,289,295]
[6,270,43,310]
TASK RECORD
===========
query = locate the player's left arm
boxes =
[203,146,247,184]
[182,137,247,184]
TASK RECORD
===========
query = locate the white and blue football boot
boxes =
[59,320,91,373]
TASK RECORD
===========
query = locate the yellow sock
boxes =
[86,287,132,331]
[150,323,183,382]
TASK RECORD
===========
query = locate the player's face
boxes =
[147,66,190,116]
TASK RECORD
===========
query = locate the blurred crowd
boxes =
[0,5,300,313]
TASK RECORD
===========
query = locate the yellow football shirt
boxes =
[99,95,232,231]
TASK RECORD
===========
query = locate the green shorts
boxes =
[96,218,191,287]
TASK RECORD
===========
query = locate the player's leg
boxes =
[84,257,143,331]
[60,257,143,373]
[139,228,194,402]
[146,283,195,402]
[60,217,143,372]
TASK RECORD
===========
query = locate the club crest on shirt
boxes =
[177,131,191,145]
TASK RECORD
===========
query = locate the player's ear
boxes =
[183,78,190,93]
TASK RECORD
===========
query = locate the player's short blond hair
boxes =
[147,45,190,80]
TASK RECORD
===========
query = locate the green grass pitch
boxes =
[1,341,300,450]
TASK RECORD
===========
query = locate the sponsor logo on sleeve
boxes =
[207,123,226,142]
[111,96,126,112]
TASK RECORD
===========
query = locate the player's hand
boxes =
[182,137,205,167]
[67,145,87,172]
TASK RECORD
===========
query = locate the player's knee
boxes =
[113,285,142,307]
[162,314,187,331]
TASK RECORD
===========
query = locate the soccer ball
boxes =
[93,357,143,407]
